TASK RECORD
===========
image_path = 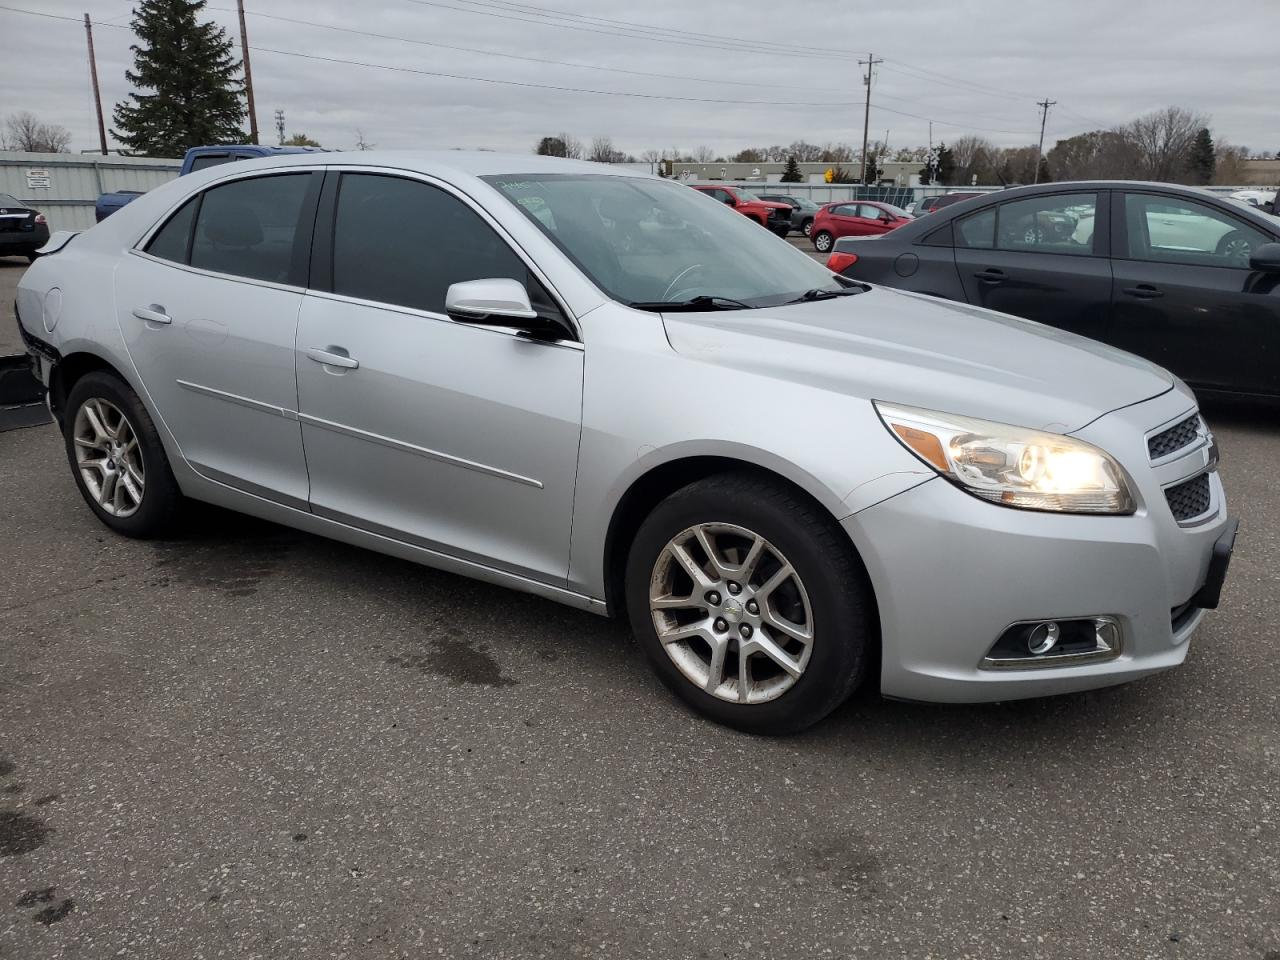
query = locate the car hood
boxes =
[661,286,1173,434]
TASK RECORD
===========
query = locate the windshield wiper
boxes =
[784,285,868,305]
[628,295,752,312]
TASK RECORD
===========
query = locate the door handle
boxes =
[305,346,359,370]
[1122,285,1164,299]
[973,269,1006,284]
[132,304,172,324]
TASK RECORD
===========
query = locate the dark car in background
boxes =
[829,180,1280,398]
[0,192,50,262]
[915,191,984,216]
[758,193,823,237]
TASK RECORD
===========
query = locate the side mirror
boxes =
[445,278,537,323]
[1248,242,1280,273]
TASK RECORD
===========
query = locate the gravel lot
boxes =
[2,256,1278,959]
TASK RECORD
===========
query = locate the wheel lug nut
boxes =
[713,618,727,633]
[727,582,741,595]
[746,600,758,615]
[739,624,753,639]
[705,591,721,606]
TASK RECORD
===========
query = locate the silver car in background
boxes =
[16,152,1237,733]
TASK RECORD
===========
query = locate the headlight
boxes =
[875,401,1136,515]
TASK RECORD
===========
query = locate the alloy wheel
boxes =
[1222,237,1252,266]
[648,522,814,704]
[814,232,832,252]
[73,397,145,518]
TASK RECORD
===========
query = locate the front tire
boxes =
[625,472,875,734]
[63,371,185,538]
[812,230,834,253]
[801,219,814,238]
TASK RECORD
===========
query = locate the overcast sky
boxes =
[3,0,1277,158]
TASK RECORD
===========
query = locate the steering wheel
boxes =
[661,263,706,301]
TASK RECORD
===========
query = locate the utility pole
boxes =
[1033,98,1056,184]
[237,0,259,144]
[83,14,108,155]
[274,108,285,146]
[858,53,882,186]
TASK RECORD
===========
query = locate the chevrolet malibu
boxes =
[16,153,1237,733]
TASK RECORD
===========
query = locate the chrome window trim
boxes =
[129,249,307,296]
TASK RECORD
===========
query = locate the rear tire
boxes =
[813,230,834,253]
[802,219,814,238]
[625,472,875,734]
[63,371,185,538]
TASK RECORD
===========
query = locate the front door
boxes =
[295,171,584,584]
[952,190,1112,342]
[1109,191,1280,396]
[115,171,321,505]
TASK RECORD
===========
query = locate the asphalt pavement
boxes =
[1,257,1279,959]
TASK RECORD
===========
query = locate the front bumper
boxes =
[845,389,1234,703]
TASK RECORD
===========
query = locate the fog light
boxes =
[1027,621,1059,655]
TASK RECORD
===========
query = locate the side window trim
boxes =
[307,167,580,341]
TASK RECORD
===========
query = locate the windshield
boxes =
[484,174,843,307]
[0,193,22,207]
[733,188,760,201]
[879,203,911,218]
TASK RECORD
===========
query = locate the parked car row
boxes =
[827,180,1280,399]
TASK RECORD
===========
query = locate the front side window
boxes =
[858,204,888,220]
[1123,193,1269,268]
[331,173,526,314]
[189,173,313,283]
[485,174,845,307]
[995,193,1098,255]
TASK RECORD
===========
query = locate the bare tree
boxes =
[1047,130,1141,180]
[354,129,376,151]
[788,140,823,162]
[948,135,997,186]
[692,144,716,163]
[1123,106,1207,182]
[1213,141,1249,185]
[557,132,583,160]
[589,135,622,163]
[732,147,765,163]
[3,112,72,153]
[818,142,855,163]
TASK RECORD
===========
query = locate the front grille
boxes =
[1165,472,1211,522]
[1148,413,1200,460]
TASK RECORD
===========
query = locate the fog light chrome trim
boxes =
[980,616,1122,670]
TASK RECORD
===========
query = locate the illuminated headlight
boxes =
[875,401,1136,515]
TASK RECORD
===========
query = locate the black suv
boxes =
[758,194,823,238]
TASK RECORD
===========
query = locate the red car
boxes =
[810,201,913,252]
[691,185,794,236]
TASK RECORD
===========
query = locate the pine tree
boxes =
[1188,128,1215,185]
[1036,156,1052,183]
[780,155,802,183]
[112,0,246,156]
[936,143,956,185]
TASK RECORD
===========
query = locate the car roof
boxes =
[189,150,654,181]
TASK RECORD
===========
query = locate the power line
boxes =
[205,6,817,91]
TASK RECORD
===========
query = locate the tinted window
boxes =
[144,196,199,264]
[1123,193,1270,268]
[331,173,526,314]
[956,208,995,248]
[187,153,235,172]
[830,204,857,217]
[996,193,1097,255]
[0,193,21,207]
[190,174,312,283]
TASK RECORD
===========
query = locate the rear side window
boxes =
[190,174,313,284]
[956,208,995,248]
[144,197,199,263]
[331,173,526,314]
[187,153,234,172]
[995,193,1098,256]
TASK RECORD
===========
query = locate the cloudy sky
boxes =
[2,0,1276,158]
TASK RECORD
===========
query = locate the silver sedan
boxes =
[16,152,1236,732]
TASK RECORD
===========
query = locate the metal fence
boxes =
[0,151,181,231]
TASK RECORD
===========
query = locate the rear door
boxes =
[116,171,321,505]
[952,190,1111,342]
[1108,191,1279,396]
